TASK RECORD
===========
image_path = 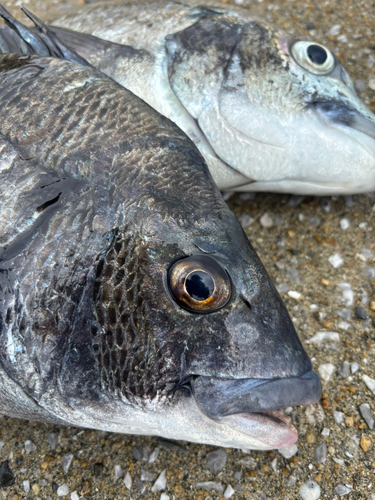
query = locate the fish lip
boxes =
[191,370,322,419]
[187,371,320,448]
[308,101,375,142]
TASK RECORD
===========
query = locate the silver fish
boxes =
[0,7,321,450]
[49,0,375,195]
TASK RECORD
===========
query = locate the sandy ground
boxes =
[0,0,374,499]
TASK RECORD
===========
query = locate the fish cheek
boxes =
[87,229,172,401]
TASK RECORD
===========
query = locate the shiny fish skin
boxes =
[50,0,375,195]
[0,8,320,450]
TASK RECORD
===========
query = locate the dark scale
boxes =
[91,227,165,400]
[307,44,327,65]
[186,271,214,301]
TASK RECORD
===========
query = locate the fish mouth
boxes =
[190,370,321,448]
[309,101,375,146]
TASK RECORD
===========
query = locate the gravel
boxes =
[0,0,374,499]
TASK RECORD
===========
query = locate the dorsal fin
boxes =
[0,4,91,67]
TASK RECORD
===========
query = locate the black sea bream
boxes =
[0,7,320,450]
[50,0,375,194]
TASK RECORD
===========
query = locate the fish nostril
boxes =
[242,298,252,311]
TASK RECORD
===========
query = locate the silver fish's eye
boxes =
[168,255,231,313]
[291,41,335,75]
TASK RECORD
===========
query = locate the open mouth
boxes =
[176,370,321,449]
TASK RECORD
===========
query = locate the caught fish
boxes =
[47,0,375,195]
[0,7,321,450]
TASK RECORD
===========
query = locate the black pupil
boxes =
[307,44,328,65]
[185,271,214,301]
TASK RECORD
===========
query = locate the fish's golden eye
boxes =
[291,41,335,75]
[168,255,231,313]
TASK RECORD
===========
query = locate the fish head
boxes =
[167,10,375,194]
[64,202,321,450]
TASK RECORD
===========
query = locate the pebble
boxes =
[260,212,273,228]
[206,448,227,473]
[159,440,187,454]
[338,360,350,378]
[151,469,166,493]
[57,484,69,497]
[160,494,170,500]
[351,362,359,374]
[318,363,336,383]
[356,306,367,319]
[233,467,243,480]
[338,321,350,330]
[320,197,331,212]
[288,290,301,300]
[358,248,373,260]
[299,480,321,500]
[24,440,36,453]
[328,253,344,268]
[369,78,375,90]
[340,218,350,230]
[70,492,79,500]
[238,192,256,201]
[365,265,375,280]
[114,465,123,481]
[141,468,156,482]
[286,266,300,283]
[307,331,340,345]
[355,79,367,92]
[305,404,325,424]
[338,282,354,307]
[196,481,224,493]
[362,374,375,395]
[62,453,73,474]
[306,432,317,445]
[47,433,58,450]
[134,477,146,494]
[321,428,330,437]
[333,411,345,424]
[309,216,321,226]
[278,444,298,458]
[238,213,254,227]
[133,445,149,461]
[287,195,305,207]
[23,480,30,493]
[360,435,372,452]
[327,24,341,36]
[344,436,359,458]
[124,472,132,490]
[314,443,327,464]
[359,403,374,429]
[277,283,289,293]
[338,308,352,320]
[224,484,235,499]
[148,447,160,464]
[335,484,352,496]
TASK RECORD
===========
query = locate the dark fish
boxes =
[49,0,375,195]
[0,7,320,450]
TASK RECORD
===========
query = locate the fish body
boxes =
[49,0,375,195]
[0,7,321,450]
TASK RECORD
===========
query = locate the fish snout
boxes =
[192,371,322,419]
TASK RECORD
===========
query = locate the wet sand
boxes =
[0,0,374,499]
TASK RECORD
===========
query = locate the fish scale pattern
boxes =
[91,228,165,400]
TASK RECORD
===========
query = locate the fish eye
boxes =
[291,41,335,75]
[168,255,231,313]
